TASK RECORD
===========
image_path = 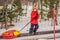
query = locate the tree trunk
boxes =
[16,16,18,22]
[4,4,8,29]
[18,15,20,21]
[55,1,59,25]
[38,0,40,10]
[10,18,12,25]
[25,0,28,16]
[0,22,4,29]
[40,0,43,19]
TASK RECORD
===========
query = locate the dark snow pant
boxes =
[29,24,39,34]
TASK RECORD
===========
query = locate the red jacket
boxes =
[31,11,40,24]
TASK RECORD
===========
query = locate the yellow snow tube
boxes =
[13,30,20,37]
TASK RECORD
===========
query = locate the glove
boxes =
[34,15,38,20]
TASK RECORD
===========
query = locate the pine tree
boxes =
[13,0,23,22]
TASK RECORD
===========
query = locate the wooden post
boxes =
[53,17,56,40]
[4,0,8,29]
[52,8,56,40]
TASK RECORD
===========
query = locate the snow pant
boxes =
[29,24,39,34]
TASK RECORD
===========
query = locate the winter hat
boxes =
[33,3,37,10]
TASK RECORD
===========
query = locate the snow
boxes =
[0,5,60,40]
[0,33,60,40]
[38,38,60,40]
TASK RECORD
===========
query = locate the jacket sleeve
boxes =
[35,11,40,19]
[37,14,40,19]
[31,11,36,19]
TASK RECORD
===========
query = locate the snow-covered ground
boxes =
[0,5,60,40]
[0,33,60,40]
[0,16,60,34]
